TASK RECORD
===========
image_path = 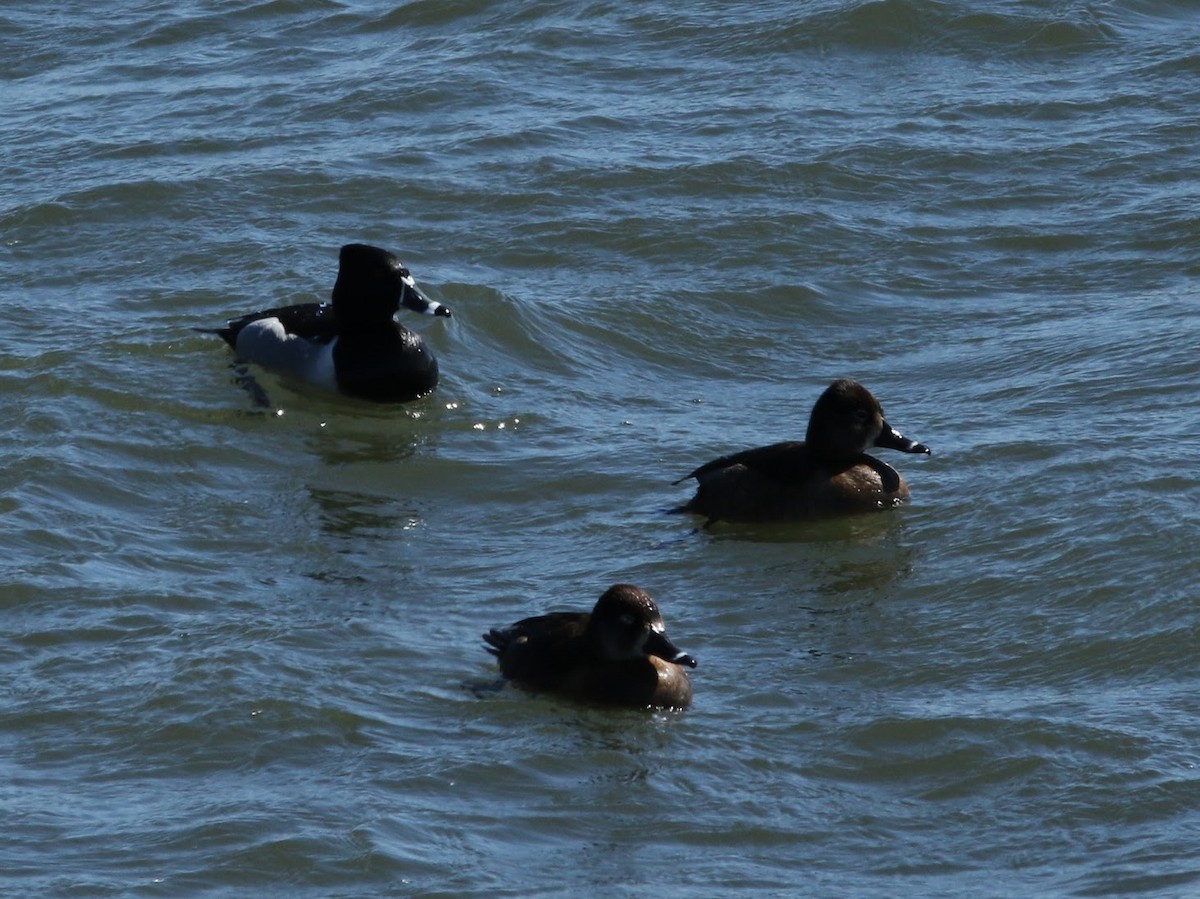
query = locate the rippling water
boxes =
[4,0,1200,895]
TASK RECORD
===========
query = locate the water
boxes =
[3,0,1200,895]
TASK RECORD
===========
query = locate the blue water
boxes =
[4,1,1200,895]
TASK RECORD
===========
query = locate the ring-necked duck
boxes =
[200,243,450,402]
[672,378,930,526]
[483,583,697,710]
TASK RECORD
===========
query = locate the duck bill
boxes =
[645,630,698,668]
[875,420,931,455]
[401,276,452,318]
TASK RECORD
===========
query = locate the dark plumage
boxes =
[200,243,451,402]
[673,378,930,525]
[483,584,697,710]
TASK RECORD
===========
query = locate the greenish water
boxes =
[3,1,1200,895]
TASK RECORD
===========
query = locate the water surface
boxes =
[3,1,1200,895]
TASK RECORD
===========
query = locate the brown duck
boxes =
[483,584,697,709]
[673,378,930,526]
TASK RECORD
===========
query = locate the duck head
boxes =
[331,243,451,326]
[588,584,697,668]
[806,378,931,460]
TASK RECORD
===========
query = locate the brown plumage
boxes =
[673,378,930,525]
[483,584,697,710]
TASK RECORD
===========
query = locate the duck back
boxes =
[675,441,909,524]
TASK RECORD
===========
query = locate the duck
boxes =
[483,583,697,710]
[200,243,451,402]
[672,378,930,526]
